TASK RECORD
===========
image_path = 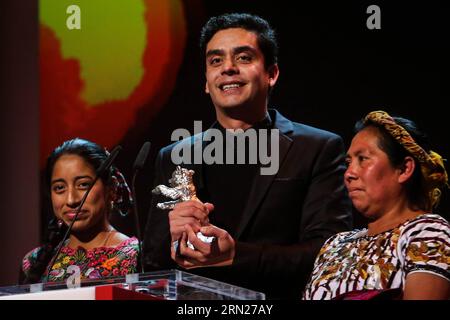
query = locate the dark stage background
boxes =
[0,0,448,285]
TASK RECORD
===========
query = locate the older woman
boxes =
[21,138,139,284]
[303,111,449,300]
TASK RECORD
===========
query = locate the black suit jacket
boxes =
[143,109,352,299]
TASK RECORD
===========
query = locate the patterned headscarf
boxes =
[364,110,448,210]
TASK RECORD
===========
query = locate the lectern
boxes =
[0,269,265,300]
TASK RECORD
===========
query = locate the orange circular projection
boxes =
[40,0,187,166]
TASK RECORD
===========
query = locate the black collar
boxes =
[211,111,273,133]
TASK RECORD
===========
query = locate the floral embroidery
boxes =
[22,237,139,283]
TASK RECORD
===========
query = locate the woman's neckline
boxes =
[357,212,433,238]
[66,227,118,250]
[62,236,135,252]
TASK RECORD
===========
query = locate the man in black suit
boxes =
[143,13,352,299]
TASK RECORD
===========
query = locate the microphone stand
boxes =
[131,141,150,274]
[131,172,144,274]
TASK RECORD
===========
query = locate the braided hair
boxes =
[356,111,448,212]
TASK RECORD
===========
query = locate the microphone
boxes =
[131,141,151,274]
[133,141,151,171]
[96,144,122,177]
[43,145,122,282]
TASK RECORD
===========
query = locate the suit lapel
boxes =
[191,132,206,192]
[235,110,294,238]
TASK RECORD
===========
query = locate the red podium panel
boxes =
[95,285,163,300]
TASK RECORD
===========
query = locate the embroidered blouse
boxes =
[22,237,139,282]
[303,214,450,300]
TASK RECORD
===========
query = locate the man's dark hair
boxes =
[200,13,278,68]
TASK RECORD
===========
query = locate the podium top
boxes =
[0,269,265,300]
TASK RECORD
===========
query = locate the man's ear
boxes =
[398,156,416,184]
[268,64,280,87]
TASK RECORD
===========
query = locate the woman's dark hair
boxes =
[355,117,431,211]
[199,13,278,69]
[20,138,131,284]
[45,138,113,191]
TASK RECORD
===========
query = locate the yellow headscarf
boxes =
[364,110,448,211]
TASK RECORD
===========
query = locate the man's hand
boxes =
[168,200,214,243]
[172,223,236,268]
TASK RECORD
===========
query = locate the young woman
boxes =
[21,138,139,283]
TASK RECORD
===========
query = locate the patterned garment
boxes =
[303,214,450,300]
[22,237,139,282]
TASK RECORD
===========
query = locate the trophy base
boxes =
[187,232,215,250]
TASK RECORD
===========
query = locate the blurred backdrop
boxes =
[1,0,448,285]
